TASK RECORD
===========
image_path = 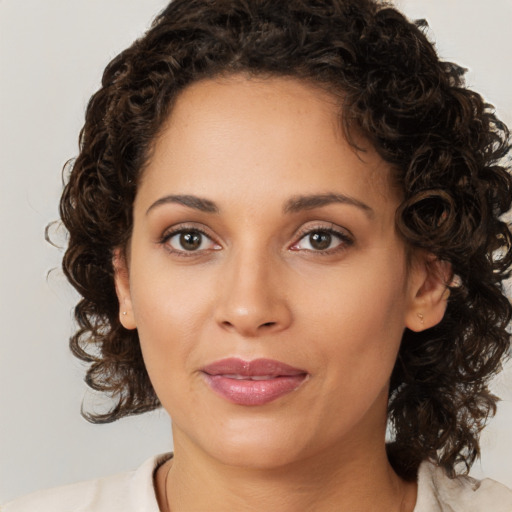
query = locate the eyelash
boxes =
[158,224,354,257]
[290,225,354,255]
[159,225,219,257]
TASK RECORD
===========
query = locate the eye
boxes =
[290,228,352,253]
[163,228,221,254]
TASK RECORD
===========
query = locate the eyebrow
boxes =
[145,192,374,218]
[283,193,374,218]
[146,194,219,215]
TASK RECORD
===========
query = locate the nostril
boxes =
[260,322,276,328]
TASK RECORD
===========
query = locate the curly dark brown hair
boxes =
[59,0,512,479]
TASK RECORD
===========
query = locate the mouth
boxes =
[200,358,308,406]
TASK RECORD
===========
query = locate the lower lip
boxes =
[202,374,307,406]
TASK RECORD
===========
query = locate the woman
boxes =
[4,0,512,510]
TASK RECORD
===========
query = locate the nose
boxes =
[214,249,293,337]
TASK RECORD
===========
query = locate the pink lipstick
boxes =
[201,358,308,406]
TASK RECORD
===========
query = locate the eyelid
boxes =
[159,223,222,255]
[157,221,353,256]
[294,222,353,241]
[289,222,354,253]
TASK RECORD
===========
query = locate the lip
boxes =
[201,358,308,406]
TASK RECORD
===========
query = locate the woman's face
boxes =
[116,76,432,468]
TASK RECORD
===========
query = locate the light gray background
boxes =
[1,0,511,503]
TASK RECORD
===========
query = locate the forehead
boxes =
[138,75,397,211]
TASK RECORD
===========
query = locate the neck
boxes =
[160,435,417,512]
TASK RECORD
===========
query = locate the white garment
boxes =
[3,453,512,511]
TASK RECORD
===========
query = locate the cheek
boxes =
[131,255,215,326]
[129,264,216,382]
[300,258,408,381]
[295,280,406,442]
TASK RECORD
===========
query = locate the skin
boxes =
[115,75,449,512]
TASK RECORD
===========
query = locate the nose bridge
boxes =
[215,242,291,336]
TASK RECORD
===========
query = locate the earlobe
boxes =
[113,248,137,330]
[405,256,452,333]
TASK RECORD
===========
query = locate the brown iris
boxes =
[180,231,202,250]
[309,231,332,250]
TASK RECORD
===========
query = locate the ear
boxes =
[113,248,137,330]
[405,254,452,333]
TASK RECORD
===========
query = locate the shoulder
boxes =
[415,460,512,512]
[1,453,171,512]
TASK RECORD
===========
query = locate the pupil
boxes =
[180,232,202,250]
[310,232,331,250]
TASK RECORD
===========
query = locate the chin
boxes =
[190,417,315,470]
[210,441,307,470]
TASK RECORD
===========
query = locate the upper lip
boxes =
[201,358,307,377]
